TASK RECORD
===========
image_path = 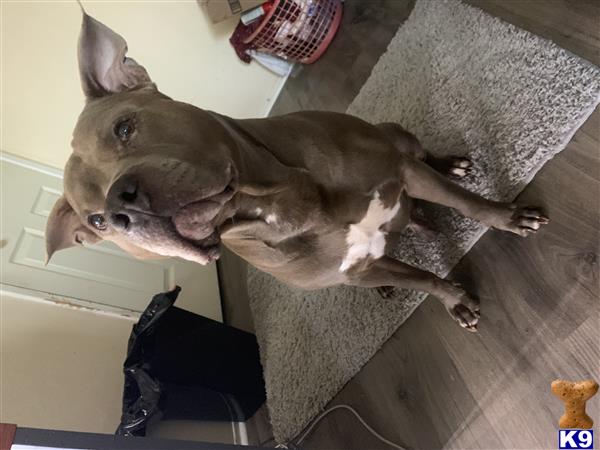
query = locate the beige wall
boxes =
[1,1,284,169]
[0,291,134,433]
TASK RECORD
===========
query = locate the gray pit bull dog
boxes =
[46,11,549,332]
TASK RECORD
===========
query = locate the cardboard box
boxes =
[201,0,266,24]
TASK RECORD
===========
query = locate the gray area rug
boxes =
[247,0,600,443]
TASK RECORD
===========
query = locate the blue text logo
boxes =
[559,429,594,449]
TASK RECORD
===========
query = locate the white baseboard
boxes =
[0,283,139,321]
[262,69,292,118]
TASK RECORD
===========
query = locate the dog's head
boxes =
[46,11,239,265]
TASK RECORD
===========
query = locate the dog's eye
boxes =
[114,120,135,141]
[88,214,107,231]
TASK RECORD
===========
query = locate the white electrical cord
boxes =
[273,404,407,449]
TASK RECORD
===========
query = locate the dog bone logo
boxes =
[551,379,598,429]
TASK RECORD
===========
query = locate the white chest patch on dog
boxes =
[339,192,400,273]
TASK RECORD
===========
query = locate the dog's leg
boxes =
[376,123,473,179]
[376,123,427,160]
[407,213,438,239]
[220,219,290,243]
[350,256,480,331]
[400,157,549,236]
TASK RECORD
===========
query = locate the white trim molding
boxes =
[1,151,64,179]
[0,283,140,321]
[262,69,291,118]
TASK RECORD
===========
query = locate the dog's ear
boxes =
[45,195,101,263]
[78,11,154,98]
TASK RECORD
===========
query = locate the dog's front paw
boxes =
[441,283,480,332]
[492,204,550,237]
[447,291,480,332]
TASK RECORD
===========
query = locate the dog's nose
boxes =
[108,174,137,204]
[110,213,131,231]
[106,174,151,230]
[107,175,151,209]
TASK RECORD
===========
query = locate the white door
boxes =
[0,155,222,321]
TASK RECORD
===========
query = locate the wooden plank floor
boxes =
[218,1,600,448]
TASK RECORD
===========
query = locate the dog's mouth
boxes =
[107,167,238,265]
[169,179,237,261]
[180,230,222,264]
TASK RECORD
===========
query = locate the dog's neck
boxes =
[211,112,304,190]
[207,113,306,224]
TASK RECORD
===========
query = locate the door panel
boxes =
[1,157,222,321]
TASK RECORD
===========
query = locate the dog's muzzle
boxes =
[104,172,236,264]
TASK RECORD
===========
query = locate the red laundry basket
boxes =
[243,0,343,64]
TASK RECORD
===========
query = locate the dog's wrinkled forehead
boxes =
[72,97,128,155]
[71,89,159,156]
[63,153,110,217]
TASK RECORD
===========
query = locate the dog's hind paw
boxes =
[428,155,473,179]
[376,285,398,299]
[446,157,473,179]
